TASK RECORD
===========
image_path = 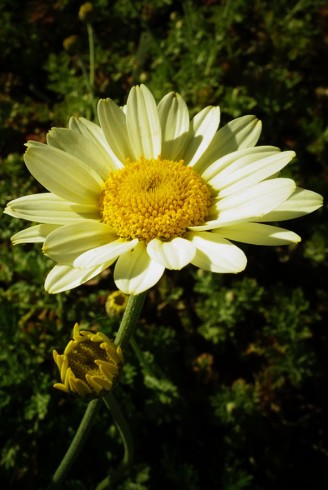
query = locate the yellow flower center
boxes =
[67,339,107,381]
[99,156,213,243]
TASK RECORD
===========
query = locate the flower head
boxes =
[53,323,123,397]
[105,290,129,316]
[78,2,94,23]
[4,85,323,294]
[63,35,79,54]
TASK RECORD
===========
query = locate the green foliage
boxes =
[0,0,327,489]
[114,464,150,490]
[195,275,265,343]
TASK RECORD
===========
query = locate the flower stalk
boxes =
[95,392,134,490]
[86,21,97,119]
[114,292,147,350]
[47,398,101,490]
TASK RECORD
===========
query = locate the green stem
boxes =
[77,56,92,93]
[130,336,152,376]
[87,22,95,92]
[87,22,97,121]
[104,392,134,466]
[46,399,101,490]
[95,392,134,490]
[47,293,146,489]
[114,292,147,349]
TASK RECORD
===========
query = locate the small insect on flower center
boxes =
[99,156,213,243]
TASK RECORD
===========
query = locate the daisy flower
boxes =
[4,85,323,295]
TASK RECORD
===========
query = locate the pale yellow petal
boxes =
[182,106,220,166]
[126,85,162,159]
[252,187,324,222]
[73,239,138,269]
[190,178,296,230]
[202,146,279,182]
[11,224,61,244]
[45,262,112,293]
[187,231,247,273]
[114,242,165,294]
[97,98,133,164]
[69,116,107,148]
[157,92,190,160]
[193,115,262,173]
[69,116,121,170]
[208,150,295,197]
[4,193,99,224]
[24,144,103,204]
[43,222,116,264]
[47,127,116,179]
[147,237,196,269]
[212,222,301,245]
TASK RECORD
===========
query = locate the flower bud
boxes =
[78,2,94,23]
[63,35,79,54]
[53,323,123,398]
[105,291,129,317]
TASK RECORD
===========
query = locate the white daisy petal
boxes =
[24,144,103,204]
[202,146,280,182]
[11,224,61,245]
[26,140,45,148]
[147,237,196,269]
[193,115,262,173]
[253,187,324,222]
[46,127,115,179]
[214,177,295,217]
[69,116,103,139]
[182,106,221,166]
[74,239,138,269]
[212,222,301,245]
[216,115,262,153]
[208,150,295,197]
[98,98,133,164]
[114,242,165,294]
[43,222,116,264]
[4,193,99,224]
[190,178,296,230]
[69,116,120,168]
[187,231,247,273]
[45,263,112,294]
[126,85,162,159]
[157,92,190,160]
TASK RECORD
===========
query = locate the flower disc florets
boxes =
[100,156,213,243]
[53,323,124,398]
